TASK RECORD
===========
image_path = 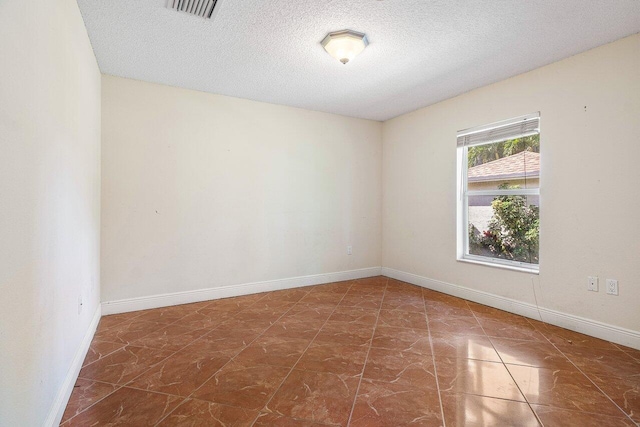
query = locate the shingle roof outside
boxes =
[468,151,540,182]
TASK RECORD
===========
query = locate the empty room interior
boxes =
[2,0,640,426]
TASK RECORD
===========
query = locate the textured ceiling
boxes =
[77,0,640,121]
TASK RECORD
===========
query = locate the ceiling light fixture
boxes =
[321,30,369,64]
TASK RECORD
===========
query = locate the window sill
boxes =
[457,257,539,275]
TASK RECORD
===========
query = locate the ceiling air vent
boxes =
[167,0,223,20]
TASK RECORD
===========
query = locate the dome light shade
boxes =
[321,30,369,64]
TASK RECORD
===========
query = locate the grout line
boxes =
[67,281,391,425]
[79,343,127,370]
[345,277,389,426]
[65,291,275,425]
[613,343,640,363]
[253,412,339,427]
[470,305,546,424]
[152,289,315,426]
[67,279,638,426]
[95,307,152,332]
[423,289,448,427]
[257,281,360,426]
[97,295,263,343]
[484,349,546,426]
[153,281,361,426]
[529,320,638,425]
[545,341,638,425]
[59,384,125,425]
[467,306,545,426]
[158,398,263,426]
[489,312,636,426]
[120,384,194,399]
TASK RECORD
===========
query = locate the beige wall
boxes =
[0,1,101,425]
[101,75,382,302]
[383,34,640,332]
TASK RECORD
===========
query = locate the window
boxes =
[457,113,540,272]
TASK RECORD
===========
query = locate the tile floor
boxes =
[61,276,640,426]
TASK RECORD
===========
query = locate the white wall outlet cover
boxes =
[606,279,619,295]
[587,276,598,292]
[347,246,353,255]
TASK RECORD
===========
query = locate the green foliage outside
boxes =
[469,183,539,264]
[467,135,539,167]
[467,134,540,264]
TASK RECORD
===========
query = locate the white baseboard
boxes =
[45,304,102,427]
[382,267,640,351]
[102,267,383,315]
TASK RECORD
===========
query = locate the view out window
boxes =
[457,113,540,272]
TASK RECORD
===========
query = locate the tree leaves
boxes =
[468,135,540,168]
[469,183,539,264]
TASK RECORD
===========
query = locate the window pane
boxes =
[468,194,539,264]
[467,134,539,190]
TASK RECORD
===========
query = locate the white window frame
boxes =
[456,113,540,274]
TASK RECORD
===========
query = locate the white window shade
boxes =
[457,113,540,147]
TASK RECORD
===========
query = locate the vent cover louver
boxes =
[167,0,222,20]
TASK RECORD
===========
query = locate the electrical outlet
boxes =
[606,279,618,295]
[78,295,83,314]
[347,246,352,255]
[587,276,598,292]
